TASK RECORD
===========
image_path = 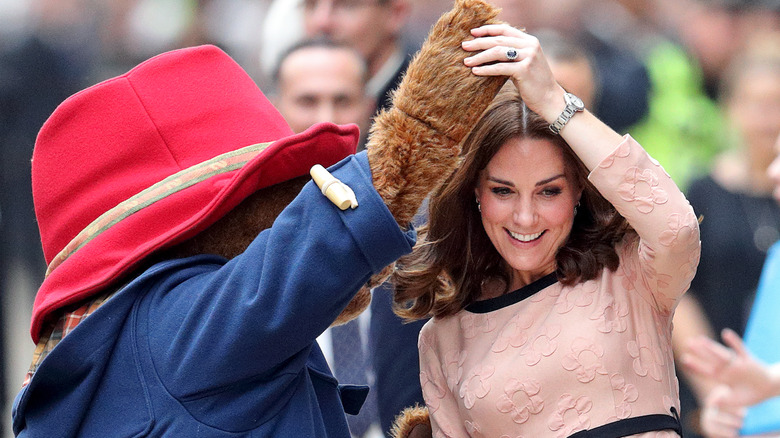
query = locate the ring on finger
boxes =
[505,47,519,61]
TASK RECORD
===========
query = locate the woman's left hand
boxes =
[462,24,564,123]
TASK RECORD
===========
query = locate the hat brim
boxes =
[31,122,358,341]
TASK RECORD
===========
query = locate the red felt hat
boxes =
[30,45,358,341]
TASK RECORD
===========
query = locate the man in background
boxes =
[273,39,375,150]
[301,0,412,112]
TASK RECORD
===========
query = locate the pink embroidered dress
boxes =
[418,136,701,438]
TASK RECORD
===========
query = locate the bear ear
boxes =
[390,405,431,438]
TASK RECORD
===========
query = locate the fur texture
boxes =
[390,405,431,438]
[367,0,506,228]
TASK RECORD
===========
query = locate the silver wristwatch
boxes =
[548,92,585,135]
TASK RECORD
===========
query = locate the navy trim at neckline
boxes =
[465,272,558,314]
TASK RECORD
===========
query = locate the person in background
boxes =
[487,0,651,134]
[685,329,780,438]
[300,0,412,113]
[671,32,780,436]
[601,0,727,192]
[273,39,376,150]
[679,134,780,438]
[393,22,699,436]
[539,30,598,110]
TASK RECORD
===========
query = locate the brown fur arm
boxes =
[367,0,506,228]
[390,405,432,438]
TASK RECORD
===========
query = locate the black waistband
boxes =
[567,408,682,438]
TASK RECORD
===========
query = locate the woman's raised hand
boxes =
[462,24,564,124]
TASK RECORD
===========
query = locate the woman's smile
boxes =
[507,229,545,243]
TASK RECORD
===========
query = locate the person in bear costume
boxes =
[11,0,506,436]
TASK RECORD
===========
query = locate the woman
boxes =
[393,23,701,437]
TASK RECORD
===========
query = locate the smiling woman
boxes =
[391,22,701,438]
[476,136,581,289]
[395,87,627,317]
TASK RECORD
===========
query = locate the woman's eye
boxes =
[541,187,563,197]
[491,187,512,196]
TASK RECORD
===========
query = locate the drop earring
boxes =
[574,201,580,216]
[476,199,481,213]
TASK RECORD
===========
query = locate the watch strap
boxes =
[549,93,584,135]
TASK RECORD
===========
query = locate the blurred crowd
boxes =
[0,0,778,437]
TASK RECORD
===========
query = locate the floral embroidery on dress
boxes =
[555,282,597,314]
[459,364,495,409]
[496,378,544,424]
[637,242,674,297]
[548,394,593,437]
[419,330,435,355]
[421,370,447,413]
[610,373,638,419]
[619,252,639,293]
[443,350,467,392]
[521,324,561,366]
[561,337,608,383]
[635,240,677,296]
[492,314,534,353]
[434,421,456,438]
[461,313,497,339]
[658,212,699,249]
[598,140,631,169]
[627,332,665,381]
[617,167,669,214]
[465,419,484,438]
[682,249,701,282]
[590,294,629,333]
[531,283,560,303]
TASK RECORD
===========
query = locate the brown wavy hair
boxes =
[392,86,632,320]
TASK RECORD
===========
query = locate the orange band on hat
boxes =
[45,141,273,277]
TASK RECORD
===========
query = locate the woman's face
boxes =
[475,137,580,289]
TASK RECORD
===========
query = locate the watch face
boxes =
[566,93,584,110]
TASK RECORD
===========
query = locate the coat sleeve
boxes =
[143,151,416,395]
[587,135,701,314]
